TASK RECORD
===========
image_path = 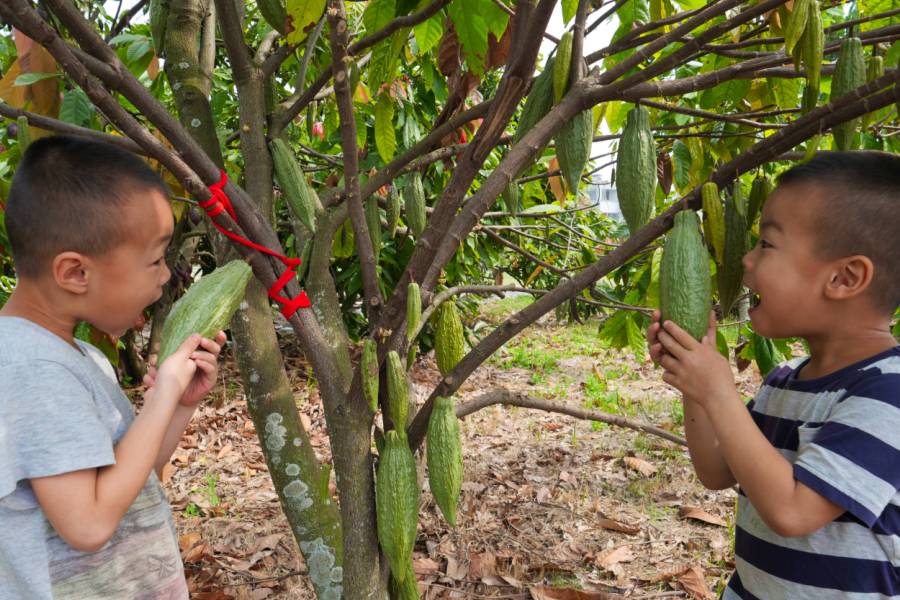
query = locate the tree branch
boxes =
[457,388,687,446]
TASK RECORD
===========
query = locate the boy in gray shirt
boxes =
[0,136,226,598]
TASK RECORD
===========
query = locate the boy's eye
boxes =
[759,239,772,249]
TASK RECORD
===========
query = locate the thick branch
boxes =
[458,388,687,446]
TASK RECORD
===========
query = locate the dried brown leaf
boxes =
[529,585,623,599]
[623,456,658,477]
[679,506,727,527]
[677,565,715,599]
[594,545,635,568]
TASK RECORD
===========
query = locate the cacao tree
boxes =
[0,0,898,597]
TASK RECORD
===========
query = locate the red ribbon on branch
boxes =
[199,170,311,319]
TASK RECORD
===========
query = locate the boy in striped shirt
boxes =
[648,151,900,599]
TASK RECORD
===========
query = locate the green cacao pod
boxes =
[701,182,725,265]
[390,561,420,600]
[376,430,419,584]
[405,172,427,238]
[270,138,320,233]
[553,32,574,103]
[659,211,711,341]
[801,81,819,115]
[616,106,656,234]
[434,300,465,377]
[407,282,422,368]
[862,56,885,128]
[513,56,556,146]
[427,396,463,527]
[387,186,401,238]
[149,0,168,54]
[747,175,772,228]
[158,260,253,364]
[257,0,287,34]
[716,187,748,316]
[752,332,778,378]
[362,338,379,414]
[555,108,593,193]
[783,0,811,56]
[386,351,409,428]
[799,4,823,92]
[366,196,382,264]
[830,37,866,151]
[16,116,31,151]
[501,184,520,216]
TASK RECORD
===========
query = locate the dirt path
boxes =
[159,301,763,599]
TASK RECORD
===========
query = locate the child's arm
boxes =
[649,311,735,489]
[656,319,845,537]
[30,334,218,552]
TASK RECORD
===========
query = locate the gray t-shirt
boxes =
[0,317,188,599]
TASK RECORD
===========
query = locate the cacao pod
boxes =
[716,186,748,316]
[257,0,287,34]
[434,300,465,377]
[376,430,419,584]
[799,4,823,92]
[862,56,885,128]
[405,172,427,238]
[158,260,253,364]
[270,138,320,233]
[387,186,401,238]
[701,182,725,265]
[513,56,556,146]
[386,351,409,428]
[16,116,31,150]
[149,0,168,54]
[660,211,712,341]
[362,338,379,414]
[391,561,420,600]
[555,108,593,193]
[407,282,422,368]
[366,196,382,264]
[553,32,574,103]
[747,175,772,228]
[616,106,656,234]
[783,0,811,56]
[501,184,520,216]
[427,396,463,527]
[830,37,866,151]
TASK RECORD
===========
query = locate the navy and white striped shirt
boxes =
[723,347,900,600]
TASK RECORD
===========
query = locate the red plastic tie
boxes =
[201,170,311,319]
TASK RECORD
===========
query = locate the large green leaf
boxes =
[375,93,397,162]
[285,0,327,45]
[562,0,579,24]
[414,13,444,55]
[448,0,490,76]
[363,0,397,35]
[59,88,94,127]
[369,30,407,93]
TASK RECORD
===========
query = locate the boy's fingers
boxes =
[661,320,696,348]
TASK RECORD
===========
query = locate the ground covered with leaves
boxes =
[154,297,763,599]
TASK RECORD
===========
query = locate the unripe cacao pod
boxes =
[362,338,379,414]
[513,56,556,146]
[434,300,465,377]
[800,4,823,92]
[747,175,772,228]
[366,196,382,264]
[616,106,656,234]
[158,260,253,364]
[716,186,749,316]
[553,32,573,103]
[390,558,420,600]
[830,37,866,151]
[862,56,885,128]
[660,211,711,341]
[149,0,168,54]
[555,108,593,193]
[701,182,725,265]
[501,184,520,216]
[386,351,409,428]
[405,172,427,238]
[16,116,30,150]
[407,282,422,368]
[270,138,320,233]
[427,396,463,527]
[257,0,287,34]
[376,430,419,584]
[387,186,401,238]
[783,0,811,56]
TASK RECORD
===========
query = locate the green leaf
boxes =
[14,72,58,86]
[375,93,397,162]
[699,77,751,110]
[672,140,691,192]
[769,77,802,110]
[562,0,579,24]
[108,33,146,46]
[481,0,510,38]
[369,30,407,93]
[59,88,94,127]
[414,13,444,55]
[449,0,489,76]
[285,0,327,45]
[646,248,662,309]
[126,39,152,64]
[363,0,397,35]
[625,313,646,359]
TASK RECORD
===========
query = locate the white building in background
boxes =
[585,180,622,222]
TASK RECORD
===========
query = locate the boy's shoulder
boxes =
[0,317,107,373]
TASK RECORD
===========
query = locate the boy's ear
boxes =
[52,252,90,295]
[824,255,874,301]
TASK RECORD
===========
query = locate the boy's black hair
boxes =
[777,151,900,313]
[5,135,168,277]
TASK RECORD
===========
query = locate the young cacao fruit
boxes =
[660,211,711,341]
[407,282,422,368]
[830,37,866,151]
[376,430,419,584]
[149,0,168,54]
[501,184,520,216]
[257,0,287,34]
[158,260,253,364]
[616,106,657,234]
[390,559,420,600]
[553,32,574,103]
[862,56,885,128]
[270,138,320,233]
[386,351,409,428]
[747,175,772,228]
[362,338,379,414]
[16,116,31,151]
[405,172,427,238]
[434,300,465,377]
[783,0,812,56]
[427,396,463,527]
[701,182,725,265]
[387,186,401,238]
[716,186,749,316]
[513,56,556,146]
[555,108,593,193]
[366,196,382,264]
[799,3,823,92]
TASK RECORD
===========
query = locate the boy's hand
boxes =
[647,309,667,365]
[145,332,225,406]
[656,311,734,405]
